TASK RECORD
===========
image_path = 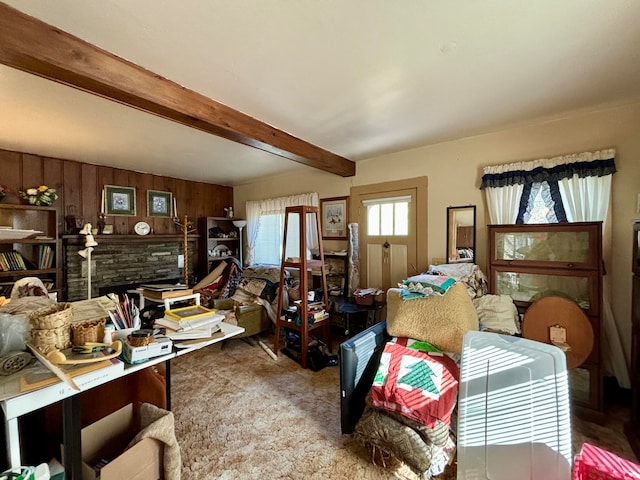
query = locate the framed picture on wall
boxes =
[147,190,173,217]
[320,196,349,239]
[104,185,136,216]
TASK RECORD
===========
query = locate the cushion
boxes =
[472,294,520,335]
[386,282,479,353]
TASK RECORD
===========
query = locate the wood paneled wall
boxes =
[0,148,233,235]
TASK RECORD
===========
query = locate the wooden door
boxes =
[351,178,428,292]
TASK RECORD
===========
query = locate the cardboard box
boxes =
[80,403,163,480]
[122,337,173,364]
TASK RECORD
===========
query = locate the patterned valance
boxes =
[480,149,616,189]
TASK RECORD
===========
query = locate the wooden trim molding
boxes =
[0,3,356,178]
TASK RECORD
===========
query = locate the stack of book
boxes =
[292,299,326,327]
[154,305,225,340]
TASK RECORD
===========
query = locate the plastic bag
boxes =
[0,312,29,357]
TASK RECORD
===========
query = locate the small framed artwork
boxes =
[147,190,173,217]
[104,185,136,216]
[320,196,349,239]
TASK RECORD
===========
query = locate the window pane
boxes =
[254,214,281,265]
[395,202,408,235]
[254,213,301,265]
[368,205,380,236]
[284,213,301,259]
[380,203,394,235]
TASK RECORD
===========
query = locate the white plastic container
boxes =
[457,331,572,480]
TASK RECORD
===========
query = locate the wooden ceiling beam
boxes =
[0,3,356,177]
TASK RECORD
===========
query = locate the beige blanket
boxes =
[386,282,478,353]
[128,402,182,480]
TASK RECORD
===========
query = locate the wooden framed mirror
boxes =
[447,205,476,263]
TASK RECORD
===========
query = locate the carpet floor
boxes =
[171,334,637,479]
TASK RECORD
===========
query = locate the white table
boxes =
[0,322,244,478]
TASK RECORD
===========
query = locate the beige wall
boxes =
[235,101,640,365]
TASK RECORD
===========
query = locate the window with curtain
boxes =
[517,180,567,224]
[480,148,631,390]
[245,192,319,266]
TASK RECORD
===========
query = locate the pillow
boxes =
[472,294,520,335]
[386,282,478,353]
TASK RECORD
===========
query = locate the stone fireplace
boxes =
[64,235,197,301]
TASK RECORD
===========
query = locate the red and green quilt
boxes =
[370,337,459,428]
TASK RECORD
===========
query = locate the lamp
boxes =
[232,219,247,267]
[78,223,98,299]
[78,247,94,258]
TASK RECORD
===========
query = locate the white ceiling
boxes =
[1,0,640,186]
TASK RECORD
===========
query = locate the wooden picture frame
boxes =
[320,196,349,239]
[104,185,136,216]
[147,190,173,217]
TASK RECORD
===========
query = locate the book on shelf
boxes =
[0,251,27,271]
[154,312,224,332]
[38,245,54,269]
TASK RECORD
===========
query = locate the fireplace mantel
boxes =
[62,234,200,245]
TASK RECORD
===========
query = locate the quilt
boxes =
[370,338,459,428]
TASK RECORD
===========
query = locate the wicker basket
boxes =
[71,318,105,346]
[29,302,72,353]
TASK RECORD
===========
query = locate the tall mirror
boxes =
[447,205,476,263]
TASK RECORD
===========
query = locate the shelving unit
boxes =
[626,221,640,458]
[488,221,603,420]
[274,205,331,368]
[197,216,242,279]
[0,204,61,297]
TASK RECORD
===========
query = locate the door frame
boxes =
[350,177,429,287]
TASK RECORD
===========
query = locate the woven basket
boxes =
[29,303,72,329]
[71,318,105,346]
[31,327,71,354]
[29,303,72,353]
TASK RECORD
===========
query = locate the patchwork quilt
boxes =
[369,338,459,428]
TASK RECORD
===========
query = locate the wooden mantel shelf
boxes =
[62,234,200,245]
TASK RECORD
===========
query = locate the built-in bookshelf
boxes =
[0,204,60,296]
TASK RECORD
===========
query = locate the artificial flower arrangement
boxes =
[0,184,9,201]
[19,185,58,206]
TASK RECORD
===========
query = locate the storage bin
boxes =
[353,288,375,305]
[457,330,572,480]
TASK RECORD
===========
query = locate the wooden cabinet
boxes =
[488,222,603,418]
[0,204,61,298]
[626,221,640,458]
[274,205,331,368]
[198,217,241,279]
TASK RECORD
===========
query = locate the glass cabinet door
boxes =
[492,267,600,316]
[491,223,600,268]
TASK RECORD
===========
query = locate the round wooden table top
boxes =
[521,296,594,369]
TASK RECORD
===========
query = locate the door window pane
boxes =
[366,200,409,236]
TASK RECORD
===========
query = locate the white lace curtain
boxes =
[481,148,630,388]
[245,192,319,266]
